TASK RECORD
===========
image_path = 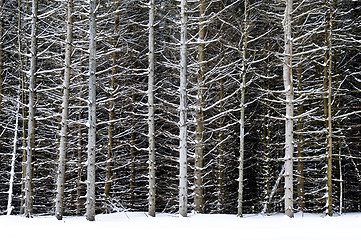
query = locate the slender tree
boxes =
[194,0,206,214]
[283,0,294,218]
[324,0,333,216]
[296,66,305,212]
[104,0,122,203]
[217,76,225,213]
[19,0,27,215]
[86,0,97,222]
[237,0,248,217]
[6,100,20,215]
[24,0,38,218]
[179,0,188,217]
[0,0,3,107]
[148,0,156,217]
[55,0,73,220]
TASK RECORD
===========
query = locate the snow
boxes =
[1,212,360,240]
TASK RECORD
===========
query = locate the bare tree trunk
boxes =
[55,0,73,220]
[194,0,206,214]
[237,0,248,217]
[86,0,97,221]
[0,0,4,107]
[24,0,38,218]
[19,0,27,215]
[324,0,333,216]
[130,96,136,209]
[296,65,305,212]
[217,77,225,214]
[6,100,20,215]
[283,0,294,218]
[105,0,121,202]
[217,78,226,214]
[0,0,5,213]
[148,0,156,217]
[8,1,24,215]
[179,0,188,217]
[76,106,83,216]
[261,56,271,215]
[105,79,114,201]
[0,0,4,164]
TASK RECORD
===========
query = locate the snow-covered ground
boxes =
[1,212,360,239]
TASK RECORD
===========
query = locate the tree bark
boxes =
[19,0,27,215]
[55,0,73,220]
[194,0,206,214]
[237,0,248,217]
[76,103,84,216]
[105,0,121,202]
[148,0,156,217]
[86,0,97,222]
[323,0,333,216]
[179,0,188,217]
[217,77,225,214]
[130,94,136,209]
[283,0,294,218]
[24,0,38,218]
[6,100,20,215]
[296,65,305,212]
[0,0,4,107]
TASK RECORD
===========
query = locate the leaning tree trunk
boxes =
[283,0,294,218]
[55,0,73,220]
[148,0,156,217]
[7,1,23,214]
[179,0,188,217]
[24,0,38,218]
[6,100,20,215]
[86,0,97,222]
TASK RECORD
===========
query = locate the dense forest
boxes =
[0,0,360,220]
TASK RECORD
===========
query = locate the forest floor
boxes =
[1,211,360,239]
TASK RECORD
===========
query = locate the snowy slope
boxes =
[1,212,360,240]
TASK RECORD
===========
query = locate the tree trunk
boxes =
[0,0,3,165]
[194,0,206,214]
[0,0,3,107]
[148,0,156,217]
[130,93,136,209]
[6,100,20,215]
[19,0,27,215]
[217,77,225,214]
[283,0,294,218]
[261,52,271,215]
[179,0,188,217]
[105,0,121,202]
[86,0,97,221]
[9,1,24,215]
[237,0,248,217]
[76,105,84,216]
[296,64,305,212]
[24,0,38,218]
[323,0,333,216]
[55,0,73,220]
